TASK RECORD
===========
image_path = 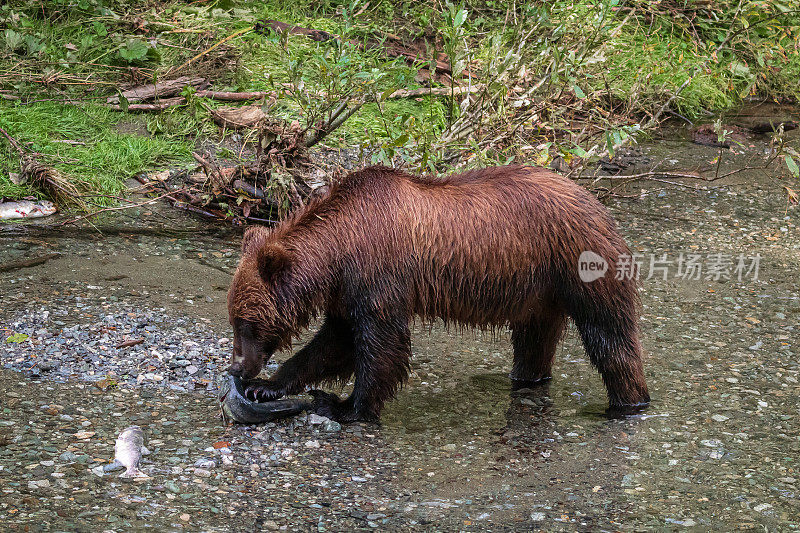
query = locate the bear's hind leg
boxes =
[312,314,411,423]
[572,311,650,411]
[509,310,567,390]
[245,314,355,402]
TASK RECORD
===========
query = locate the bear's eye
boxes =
[237,320,259,340]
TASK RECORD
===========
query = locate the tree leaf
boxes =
[118,92,129,113]
[5,333,29,344]
[93,21,108,37]
[785,155,799,179]
[570,146,588,158]
[4,29,24,51]
[119,39,149,62]
[454,9,468,28]
[605,131,615,158]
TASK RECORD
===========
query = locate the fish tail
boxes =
[119,467,148,479]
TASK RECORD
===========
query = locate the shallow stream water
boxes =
[1,108,799,530]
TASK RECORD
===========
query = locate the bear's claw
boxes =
[243,379,286,402]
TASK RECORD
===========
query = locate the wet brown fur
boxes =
[227,165,650,422]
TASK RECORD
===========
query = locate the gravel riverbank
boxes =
[2,133,799,529]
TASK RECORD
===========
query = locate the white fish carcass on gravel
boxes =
[0,200,57,220]
[114,426,150,479]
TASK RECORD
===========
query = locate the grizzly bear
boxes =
[227,165,649,423]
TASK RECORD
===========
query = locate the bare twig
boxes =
[0,126,25,154]
[597,160,781,198]
[304,101,364,148]
[58,190,186,226]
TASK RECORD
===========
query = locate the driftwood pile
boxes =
[106,76,276,113]
[135,120,325,224]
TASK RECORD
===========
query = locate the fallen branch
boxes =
[0,125,24,154]
[171,202,222,219]
[366,35,453,75]
[257,20,334,42]
[108,96,185,112]
[0,253,61,273]
[232,179,265,199]
[58,190,185,226]
[116,339,144,349]
[107,76,208,104]
[195,90,274,101]
[108,91,274,112]
[596,162,781,198]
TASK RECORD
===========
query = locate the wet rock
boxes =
[103,461,125,473]
[194,458,216,469]
[59,451,77,462]
[323,420,342,432]
[308,413,329,425]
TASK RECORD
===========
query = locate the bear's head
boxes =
[227,227,294,379]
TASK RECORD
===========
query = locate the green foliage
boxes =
[118,38,151,64]
[786,155,800,179]
[3,29,24,52]
[0,0,798,201]
[4,333,29,343]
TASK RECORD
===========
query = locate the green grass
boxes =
[594,12,800,117]
[599,31,737,115]
[0,102,191,201]
[1,0,798,202]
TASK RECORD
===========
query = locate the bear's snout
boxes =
[228,336,269,379]
[227,357,262,379]
[228,362,245,377]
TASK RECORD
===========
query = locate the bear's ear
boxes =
[241,226,271,255]
[254,243,292,284]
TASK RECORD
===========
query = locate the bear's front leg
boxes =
[311,313,411,423]
[244,314,355,402]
